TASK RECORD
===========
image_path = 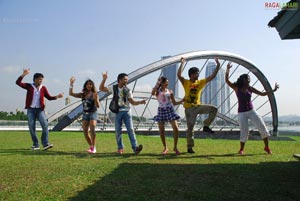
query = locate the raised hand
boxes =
[70,76,76,85]
[273,83,279,92]
[22,68,30,76]
[180,57,186,64]
[57,93,64,98]
[227,62,233,70]
[102,71,108,80]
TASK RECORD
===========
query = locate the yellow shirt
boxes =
[183,79,207,108]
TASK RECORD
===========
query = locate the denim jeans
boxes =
[115,110,137,151]
[27,108,50,147]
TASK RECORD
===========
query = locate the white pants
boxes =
[238,109,270,143]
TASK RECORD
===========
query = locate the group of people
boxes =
[16,57,279,155]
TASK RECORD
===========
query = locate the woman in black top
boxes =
[69,77,100,153]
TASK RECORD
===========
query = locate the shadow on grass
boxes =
[0,148,258,160]
[68,162,300,201]
[0,148,137,158]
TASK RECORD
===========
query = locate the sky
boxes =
[0,0,300,116]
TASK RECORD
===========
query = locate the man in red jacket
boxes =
[16,68,64,150]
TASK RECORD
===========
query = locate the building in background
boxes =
[201,61,230,116]
[161,56,178,97]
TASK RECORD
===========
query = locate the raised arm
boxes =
[69,76,82,98]
[16,68,31,88]
[251,83,279,96]
[206,57,221,83]
[225,62,236,90]
[151,78,161,96]
[99,71,109,92]
[177,57,186,85]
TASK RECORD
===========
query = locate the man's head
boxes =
[117,73,128,87]
[188,67,200,80]
[33,73,44,86]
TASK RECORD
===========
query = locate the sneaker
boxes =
[88,147,97,154]
[117,149,124,154]
[31,146,40,150]
[264,147,272,154]
[135,144,143,155]
[187,148,195,154]
[174,148,181,155]
[203,126,215,133]
[238,150,244,155]
[162,148,169,155]
[43,144,53,151]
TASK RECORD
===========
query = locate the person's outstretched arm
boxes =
[69,76,82,98]
[225,62,236,90]
[206,57,221,83]
[251,83,279,96]
[151,78,161,96]
[177,57,186,85]
[170,90,184,106]
[16,68,30,88]
[99,71,109,93]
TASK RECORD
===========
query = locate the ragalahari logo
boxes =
[265,1,299,10]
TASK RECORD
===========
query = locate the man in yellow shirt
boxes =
[177,57,220,153]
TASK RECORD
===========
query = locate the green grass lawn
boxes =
[0,131,299,201]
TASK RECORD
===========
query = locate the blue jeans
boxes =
[27,108,50,147]
[82,111,98,121]
[115,110,137,151]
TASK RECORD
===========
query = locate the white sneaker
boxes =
[88,147,96,154]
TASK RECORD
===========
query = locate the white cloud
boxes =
[78,69,96,79]
[0,65,21,74]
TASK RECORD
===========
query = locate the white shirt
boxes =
[156,88,173,108]
[30,83,42,108]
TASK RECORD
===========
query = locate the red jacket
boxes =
[16,76,57,110]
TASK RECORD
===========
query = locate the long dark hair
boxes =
[234,74,250,89]
[154,76,168,96]
[82,79,96,96]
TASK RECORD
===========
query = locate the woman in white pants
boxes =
[225,63,279,154]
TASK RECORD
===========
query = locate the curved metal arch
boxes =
[50,50,278,134]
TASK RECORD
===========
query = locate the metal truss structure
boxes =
[48,50,278,135]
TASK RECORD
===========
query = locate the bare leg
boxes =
[82,120,92,147]
[158,122,168,154]
[239,141,245,154]
[170,120,180,155]
[89,120,97,148]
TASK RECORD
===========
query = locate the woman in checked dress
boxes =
[152,77,184,155]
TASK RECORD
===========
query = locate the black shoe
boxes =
[187,148,195,154]
[203,126,214,133]
[135,144,143,155]
[43,144,53,151]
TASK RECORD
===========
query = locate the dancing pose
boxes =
[152,77,184,155]
[225,63,279,154]
[69,77,100,153]
[99,72,145,154]
[178,57,220,153]
[16,68,63,150]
